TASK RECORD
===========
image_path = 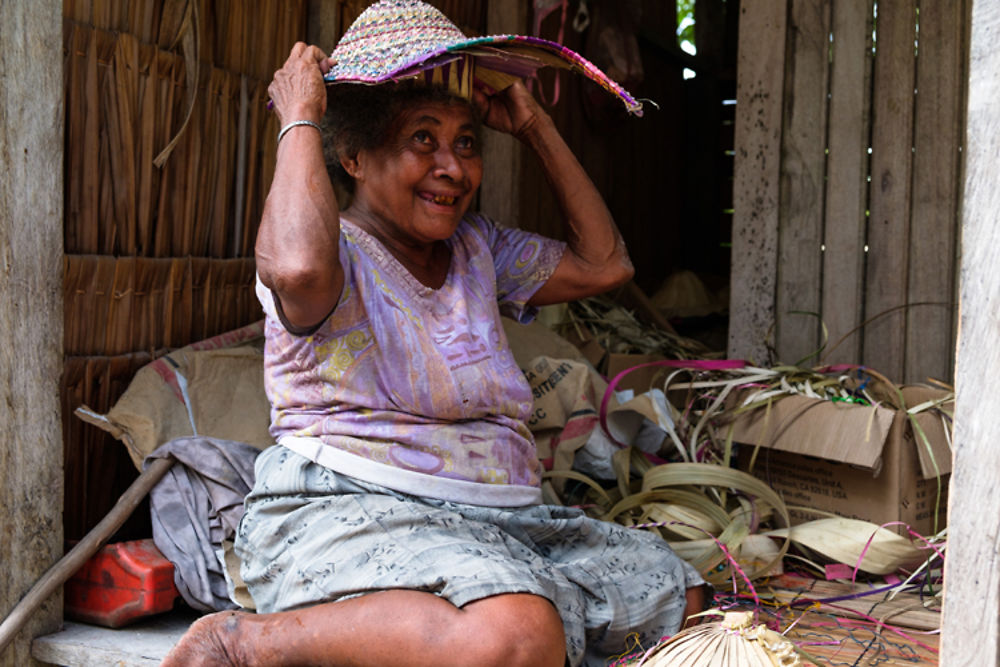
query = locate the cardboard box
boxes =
[731,385,952,537]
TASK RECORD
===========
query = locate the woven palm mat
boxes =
[613,574,940,666]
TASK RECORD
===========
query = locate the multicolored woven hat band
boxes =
[325,0,643,116]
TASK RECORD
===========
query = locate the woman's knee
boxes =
[460,593,566,667]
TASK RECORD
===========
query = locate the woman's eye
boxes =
[456,136,476,151]
[413,130,432,144]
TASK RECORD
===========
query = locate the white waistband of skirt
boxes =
[278,435,543,507]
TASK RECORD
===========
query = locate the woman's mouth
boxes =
[420,192,458,206]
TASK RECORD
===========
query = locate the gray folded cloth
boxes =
[145,436,261,612]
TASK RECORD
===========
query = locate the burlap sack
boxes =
[76,321,274,470]
[522,355,674,483]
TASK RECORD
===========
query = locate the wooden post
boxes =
[479,0,528,226]
[307,0,340,54]
[728,0,788,364]
[0,1,65,665]
[940,0,1000,662]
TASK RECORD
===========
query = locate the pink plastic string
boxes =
[529,0,567,106]
[598,359,747,448]
[851,521,945,583]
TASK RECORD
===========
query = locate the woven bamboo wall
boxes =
[62,0,306,540]
[729,0,967,385]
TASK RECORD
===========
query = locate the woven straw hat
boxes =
[325,0,643,116]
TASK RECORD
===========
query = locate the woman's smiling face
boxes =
[347,99,483,250]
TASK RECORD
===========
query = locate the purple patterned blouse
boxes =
[257,213,566,506]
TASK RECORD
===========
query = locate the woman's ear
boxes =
[340,152,363,181]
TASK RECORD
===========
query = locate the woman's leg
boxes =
[161,590,565,667]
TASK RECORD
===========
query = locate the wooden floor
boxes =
[617,573,940,666]
[32,609,198,667]
[765,574,939,666]
[33,574,940,666]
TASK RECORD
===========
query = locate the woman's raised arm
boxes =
[256,43,344,331]
[473,82,634,306]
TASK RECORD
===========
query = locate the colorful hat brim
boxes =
[324,34,643,117]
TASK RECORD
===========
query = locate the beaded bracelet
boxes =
[277,119,321,145]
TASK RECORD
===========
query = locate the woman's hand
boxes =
[268,42,335,126]
[473,81,549,141]
[479,83,633,307]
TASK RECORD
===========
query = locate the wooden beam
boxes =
[307,0,340,53]
[479,0,528,226]
[0,1,65,665]
[940,0,1000,662]
[728,0,788,364]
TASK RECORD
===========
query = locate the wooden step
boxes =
[31,609,197,667]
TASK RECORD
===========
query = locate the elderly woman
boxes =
[163,3,704,666]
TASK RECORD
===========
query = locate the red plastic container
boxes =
[65,538,179,628]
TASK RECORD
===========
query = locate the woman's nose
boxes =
[433,146,463,180]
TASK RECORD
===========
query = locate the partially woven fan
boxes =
[637,612,801,667]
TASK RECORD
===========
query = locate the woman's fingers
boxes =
[475,81,546,139]
[268,43,331,124]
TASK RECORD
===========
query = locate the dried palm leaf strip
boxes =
[136,39,159,255]
[558,295,716,361]
[62,256,117,356]
[111,33,140,254]
[133,258,175,353]
[153,48,184,256]
[210,69,238,257]
[189,257,211,341]
[545,448,791,587]
[105,257,136,356]
[153,0,199,168]
[165,257,191,348]
[177,70,204,255]
[63,23,100,254]
[765,518,926,576]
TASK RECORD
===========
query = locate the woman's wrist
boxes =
[277,119,322,145]
[515,113,558,148]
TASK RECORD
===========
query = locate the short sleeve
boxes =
[466,213,566,323]
[255,273,280,321]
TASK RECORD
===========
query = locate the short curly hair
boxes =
[321,82,479,193]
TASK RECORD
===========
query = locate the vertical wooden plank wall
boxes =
[729,0,787,364]
[905,1,965,385]
[0,2,65,665]
[863,0,916,381]
[775,0,830,365]
[730,0,965,383]
[940,0,1000,659]
[820,0,872,367]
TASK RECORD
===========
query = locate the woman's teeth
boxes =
[431,194,456,205]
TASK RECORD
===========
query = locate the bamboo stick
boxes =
[0,457,175,656]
